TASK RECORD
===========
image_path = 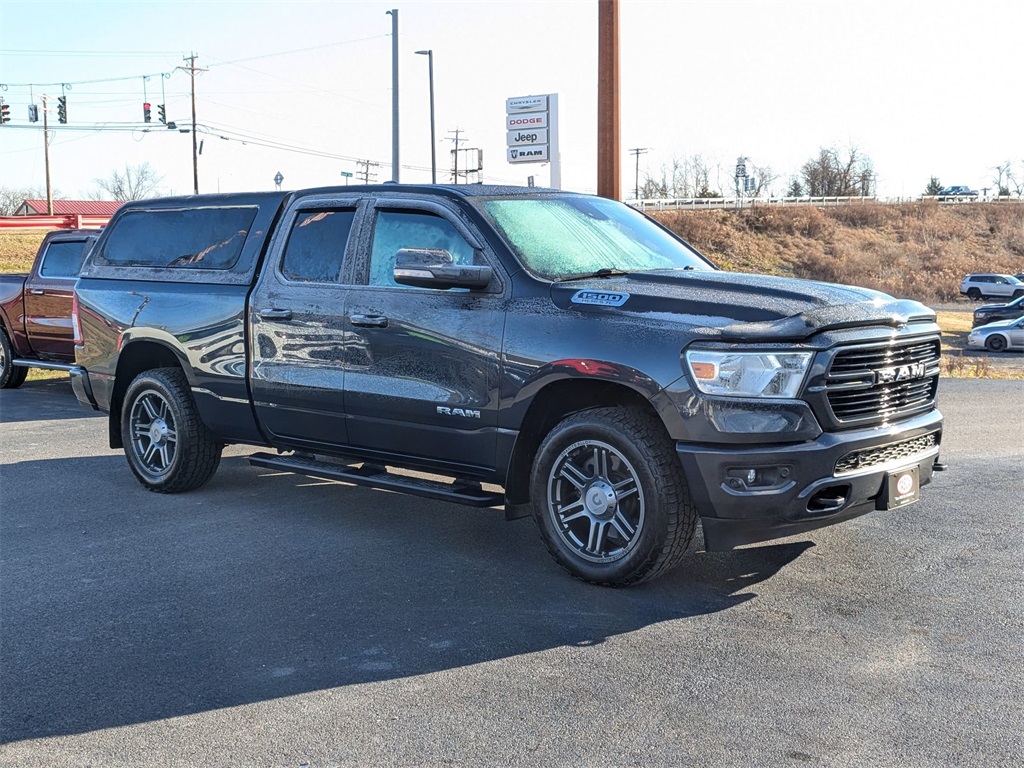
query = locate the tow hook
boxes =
[932,458,948,472]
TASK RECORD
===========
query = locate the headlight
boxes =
[685,350,812,398]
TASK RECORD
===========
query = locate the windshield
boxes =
[481,196,714,280]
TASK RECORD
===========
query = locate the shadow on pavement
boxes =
[0,453,812,744]
[0,378,100,425]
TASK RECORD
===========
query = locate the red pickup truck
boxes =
[0,229,98,388]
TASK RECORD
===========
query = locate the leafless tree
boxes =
[749,163,779,197]
[0,186,50,216]
[800,146,875,196]
[1002,161,1024,198]
[640,154,722,198]
[92,162,164,201]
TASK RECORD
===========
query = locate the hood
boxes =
[973,317,1020,331]
[550,270,936,341]
[975,299,1023,313]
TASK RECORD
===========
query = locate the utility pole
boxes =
[357,159,380,184]
[386,9,400,182]
[446,128,465,184]
[597,0,621,200]
[42,95,53,214]
[629,148,650,200]
[178,53,206,194]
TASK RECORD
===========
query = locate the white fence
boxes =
[630,195,1023,211]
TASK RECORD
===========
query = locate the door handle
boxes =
[29,288,45,295]
[259,308,293,321]
[349,313,388,328]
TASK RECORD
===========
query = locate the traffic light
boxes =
[143,102,152,123]
[57,96,67,124]
[28,104,39,123]
[0,101,9,124]
[157,104,166,124]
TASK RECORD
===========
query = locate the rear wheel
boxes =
[530,407,697,586]
[0,329,28,389]
[985,335,1008,352]
[966,288,982,300]
[121,368,222,493]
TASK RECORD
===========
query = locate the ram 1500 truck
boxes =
[72,185,944,585]
[0,228,98,388]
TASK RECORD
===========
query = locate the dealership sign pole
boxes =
[506,94,560,189]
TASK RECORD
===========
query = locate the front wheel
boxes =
[0,329,28,389]
[985,335,1008,352]
[530,407,698,586]
[121,368,222,493]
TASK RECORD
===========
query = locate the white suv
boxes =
[959,273,1024,301]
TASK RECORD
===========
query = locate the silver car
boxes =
[966,316,1024,352]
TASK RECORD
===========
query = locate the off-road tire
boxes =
[0,328,28,389]
[121,368,222,493]
[530,407,698,586]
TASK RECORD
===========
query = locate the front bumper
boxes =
[677,409,943,551]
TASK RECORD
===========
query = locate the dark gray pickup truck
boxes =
[72,185,944,584]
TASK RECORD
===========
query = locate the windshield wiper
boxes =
[554,268,631,283]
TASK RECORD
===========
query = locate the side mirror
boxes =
[393,248,492,290]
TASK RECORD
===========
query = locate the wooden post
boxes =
[597,0,620,201]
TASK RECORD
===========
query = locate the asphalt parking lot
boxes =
[1,378,1022,767]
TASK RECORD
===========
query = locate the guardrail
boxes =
[0,214,110,230]
[631,195,1022,211]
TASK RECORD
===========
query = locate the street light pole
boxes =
[415,49,436,184]
[387,9,400,182]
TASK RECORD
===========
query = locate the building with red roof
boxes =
[15,200,124,216]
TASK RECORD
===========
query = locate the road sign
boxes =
[340,172,353,177]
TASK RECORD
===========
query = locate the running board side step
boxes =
[249,451,504,508]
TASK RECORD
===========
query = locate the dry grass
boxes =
[656,202,1024,303]
[0,231,46,273]
[4,215,1022,382]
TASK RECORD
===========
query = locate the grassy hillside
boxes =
[650,201,1024,303]
[0,230,47,273]
[1,209,1020,379]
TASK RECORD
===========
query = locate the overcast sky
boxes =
[1,0,1020,200]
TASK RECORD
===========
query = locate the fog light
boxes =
[725,465,794,492]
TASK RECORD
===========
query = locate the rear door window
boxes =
[38,240,89,278]
[279,209,357,283]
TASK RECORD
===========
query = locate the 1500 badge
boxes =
[570,290,630,307]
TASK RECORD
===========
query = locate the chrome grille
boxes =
[835,432,939,475]
[824,337,940,425]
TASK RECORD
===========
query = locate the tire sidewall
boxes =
[985,335,1007,352]
[121,371,190,490]
[530,411,675,585]
[0,328,14,388]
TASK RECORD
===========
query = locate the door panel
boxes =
[23,238,90,359]
[249,205,360,448]
[343,206,504,471]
